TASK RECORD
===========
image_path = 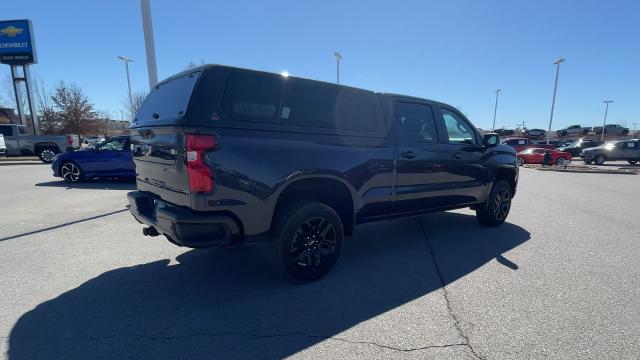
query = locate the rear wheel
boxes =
[272,201,344,282]
[594,155,605,165]
[516,157,525,166]
[476,180,512,227]
[38,147,59,163]
[60,161,84,183]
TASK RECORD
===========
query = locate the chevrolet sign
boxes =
[0,19,37,65]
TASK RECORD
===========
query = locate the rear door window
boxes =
[222,71,283,123]
[395,102,438,142]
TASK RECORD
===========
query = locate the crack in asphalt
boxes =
[8,332,468,353]
[418,218,486,360]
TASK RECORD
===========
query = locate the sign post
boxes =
[0,19,39,134]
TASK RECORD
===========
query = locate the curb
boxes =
[533,167,638,175]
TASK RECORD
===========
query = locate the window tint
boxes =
[98,138,127,151]
[442,109,476,145]
[136,72,199,121]
[18,126,28,135]
[280,80,337,128]
[222,71,283,123]
[0,126,11,136]
[279,79,379,132]
[395,102,437,142]
[335,89,379,132]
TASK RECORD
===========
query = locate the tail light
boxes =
[67,135,73,145]
[186,134,218,193]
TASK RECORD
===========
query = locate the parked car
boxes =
[581,140,640,165]
[516,148,573,166]
[127,65,519,281]
[556,125,590,137]
[0,134,6,157]
[557,139,603,157]
[591,124,629,136]
[0,124,79,163]
[82,136,105,147]
[523,128,546,138]
[51,136,134,182]
[502,137,555,153]
[495,128,515,137]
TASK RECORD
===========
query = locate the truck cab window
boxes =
[441,109,476,145]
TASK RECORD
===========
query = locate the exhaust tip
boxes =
[142,226,160,237]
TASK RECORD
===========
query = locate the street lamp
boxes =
[546,58,565,144]
[601,100,614,141]
[334,52,342,84]
[492,89,501,131]
[117,55,134,119]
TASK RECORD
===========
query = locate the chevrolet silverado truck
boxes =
[127,65,519,281]
[0,124,79,163]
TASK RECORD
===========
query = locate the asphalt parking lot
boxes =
[1,164,639,359]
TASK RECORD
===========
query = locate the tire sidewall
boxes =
[477,179,512,227]
[274,202,344,282]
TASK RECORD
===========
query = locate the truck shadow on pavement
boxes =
[8,212,530,360]
[35,179,136,190]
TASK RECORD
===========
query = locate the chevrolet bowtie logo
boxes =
[0,26,23,37]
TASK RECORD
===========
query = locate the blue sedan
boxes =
[52,136,134,182]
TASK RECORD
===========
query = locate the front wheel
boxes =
[476,180,512,227]
[594,155,605,165]
[556,157,567,165]
[38,147,59,163]
[516,157,525,166]
[272,201,344,282]
[60,161,84,183]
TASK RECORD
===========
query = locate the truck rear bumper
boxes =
[127,191,241,248]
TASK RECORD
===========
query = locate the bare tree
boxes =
[31,75,62,134]
[121,90,147,120]
[3,74,27,114]
[51,81,100,139]
[185,59,206,70]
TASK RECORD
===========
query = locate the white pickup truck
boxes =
[0,124,79,163]
[0,134,6,157]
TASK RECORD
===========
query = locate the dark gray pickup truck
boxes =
[0,124,79,163]
[128,65,519,281]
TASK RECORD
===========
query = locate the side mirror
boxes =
[483,133,499,147]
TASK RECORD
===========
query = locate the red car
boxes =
[517,148,572,166]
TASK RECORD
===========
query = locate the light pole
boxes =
[600,100,614,141]
[117,56,134,118]
[546,58,565,144]
[334,52,342,84]
[492,89,501,131]
[141,0,158,89]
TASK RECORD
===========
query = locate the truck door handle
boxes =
[453,152,462,160]
[401,150,416,159]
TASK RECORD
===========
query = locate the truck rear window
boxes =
[135,71,200,122]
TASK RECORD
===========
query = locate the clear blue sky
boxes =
[3,0,639,130]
